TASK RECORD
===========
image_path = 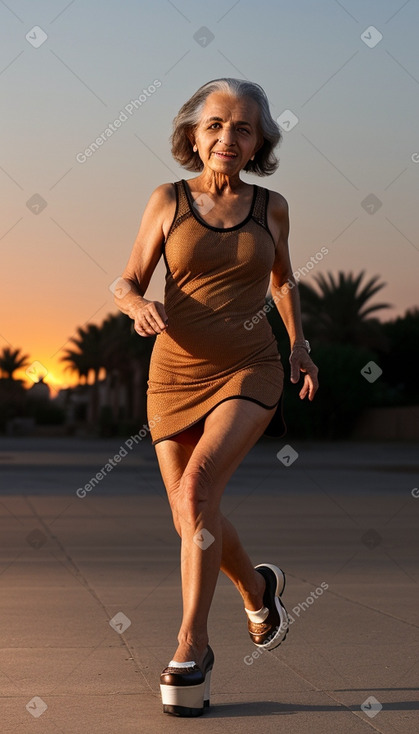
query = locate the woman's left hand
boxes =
[289,348,319,401]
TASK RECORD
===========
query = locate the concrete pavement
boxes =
[0,436,418,733]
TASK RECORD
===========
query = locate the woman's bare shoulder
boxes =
[143,183,177,238]
[263,188,290,245]
[147,182,177,207]
[265,188,289,215]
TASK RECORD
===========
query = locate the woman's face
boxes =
[192,91,262,176]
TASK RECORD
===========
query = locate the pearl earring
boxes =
[193,144,197,152]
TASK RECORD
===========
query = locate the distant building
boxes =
[26,377,50,401]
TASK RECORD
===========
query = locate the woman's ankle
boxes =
[241,570,266,611]
[174,630,209,662]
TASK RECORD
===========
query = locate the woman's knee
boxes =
[176,461,218,526]
[166,478,209,534]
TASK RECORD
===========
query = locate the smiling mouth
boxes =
[213,151,237,158]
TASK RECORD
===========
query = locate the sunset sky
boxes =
[1,0,418,393]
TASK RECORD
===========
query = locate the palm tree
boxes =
[101,313,155,424]
[0,346,30,379]
[60,324,104,384]
[381,307,419,403]
[298,271,390,349]
[60,324,105,424]
[127,315,155,422]
[101,313,133,422]
[60,349,90,384]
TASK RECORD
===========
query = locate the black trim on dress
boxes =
[181,179,258,233]
[151,392,285,445]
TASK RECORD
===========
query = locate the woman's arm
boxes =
[268,192,319,401]
[114,183,176,337]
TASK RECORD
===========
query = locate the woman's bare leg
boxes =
[154,398,277,665]
[155,425,266,609]
[220,514,266,609]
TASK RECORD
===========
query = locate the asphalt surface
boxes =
[0,436,418,733]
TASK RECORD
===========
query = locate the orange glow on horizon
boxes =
[1,310,115,397]
[15,361,81,396]
[13,355,108,396]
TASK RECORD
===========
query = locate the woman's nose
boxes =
[219,129,236,145]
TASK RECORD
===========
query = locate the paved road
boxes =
[0,436,418,733]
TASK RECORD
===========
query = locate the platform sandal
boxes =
[246,563,289,650]
[160,645,214,717]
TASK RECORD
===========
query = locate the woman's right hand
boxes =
[133,298,168,337]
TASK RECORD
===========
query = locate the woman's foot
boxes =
[171,639,209,669]
[160,645,214,717]
[246,564,289,650]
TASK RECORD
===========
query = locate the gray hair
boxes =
[171,78,282,176]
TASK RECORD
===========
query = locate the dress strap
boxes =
[165,180,193,241]
[251,186,269,229]
[177,180,191,217]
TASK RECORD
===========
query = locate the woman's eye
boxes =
[209,123,221,129]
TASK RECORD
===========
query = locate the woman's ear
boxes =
[250,135,264,161]
[187,130,197,152]
[254,135,264,156]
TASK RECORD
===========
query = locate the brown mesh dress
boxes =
[146,179,285,445]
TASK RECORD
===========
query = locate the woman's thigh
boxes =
[155,398,277,511]
[154,420,204,497]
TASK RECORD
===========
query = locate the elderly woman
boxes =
[115,78,318,717]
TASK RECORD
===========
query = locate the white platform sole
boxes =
[160,669,212,716]
[253,597,289,650]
